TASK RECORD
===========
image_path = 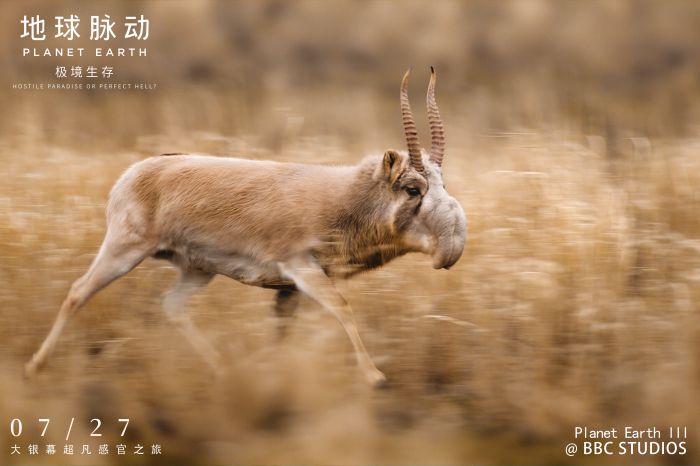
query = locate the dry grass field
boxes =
[1,1,700,464]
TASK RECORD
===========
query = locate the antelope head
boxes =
[377,67,467,270]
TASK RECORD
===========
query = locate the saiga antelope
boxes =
[25,68,467,387]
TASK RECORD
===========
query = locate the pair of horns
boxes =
[400,66,445,174]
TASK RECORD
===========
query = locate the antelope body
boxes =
[25,68,467,387]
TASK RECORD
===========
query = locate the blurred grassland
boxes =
[1,1,700,465]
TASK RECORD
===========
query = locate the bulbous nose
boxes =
[430,198,467,270]
[432,237,464,269]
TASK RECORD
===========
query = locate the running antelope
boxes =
[25,68,467,387]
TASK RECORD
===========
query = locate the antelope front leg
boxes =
[278,256,386,388]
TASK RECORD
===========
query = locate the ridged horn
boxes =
[427,66,445,166]
[400,68,425,174]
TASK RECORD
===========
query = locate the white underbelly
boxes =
[159,244,291,287]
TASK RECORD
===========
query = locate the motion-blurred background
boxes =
[1,1,699,464]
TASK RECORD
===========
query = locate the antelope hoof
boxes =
[24,358,41,379]
[368,369,388,389]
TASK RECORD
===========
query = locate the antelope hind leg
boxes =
[25,232,152,377]
[278,256,386,388]
[162,269,224,374]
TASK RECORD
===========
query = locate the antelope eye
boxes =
[406,187,421,197]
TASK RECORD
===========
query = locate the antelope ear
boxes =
[382,150,405,184]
